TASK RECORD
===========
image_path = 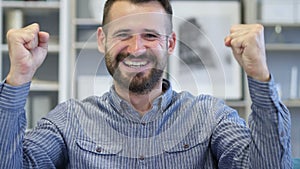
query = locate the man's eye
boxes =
[143,33,159,41]
[116,33,131,40]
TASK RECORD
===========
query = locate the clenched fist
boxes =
[6,23,49,86]
[225,24,270,82]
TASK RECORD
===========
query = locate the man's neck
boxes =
[114,81,163,117]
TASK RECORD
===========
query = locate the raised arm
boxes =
[225,24,292,168]
[0,23,58,168]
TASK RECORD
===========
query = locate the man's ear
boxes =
[97,27,106,53]
[167,32,176,55]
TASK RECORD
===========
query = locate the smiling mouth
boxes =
[123,60,149,68]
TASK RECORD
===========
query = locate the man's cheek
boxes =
[106,39,126,52]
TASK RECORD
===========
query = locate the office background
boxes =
[0,0,299,159]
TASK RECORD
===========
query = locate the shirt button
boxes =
[96,147,102,153]
[183,144,190,149]
[141,122,146,126]
[139,155,145,161]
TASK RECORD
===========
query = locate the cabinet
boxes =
[244,0,300,158]
[0,0,71,129]
[70,0,110,100]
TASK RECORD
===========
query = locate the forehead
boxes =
[104,1,169,34]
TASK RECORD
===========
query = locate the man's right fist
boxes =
[6,23,49,86]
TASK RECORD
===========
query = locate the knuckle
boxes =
[255,23,264,29]
[230,38,238,46]
[230,25,238,33]
[6,29,16,40]
[255,24,264,32]
[249,33,256,40]
[29,32,36,39]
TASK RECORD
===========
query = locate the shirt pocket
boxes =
[163,132,210,153]
[76,139,123,155]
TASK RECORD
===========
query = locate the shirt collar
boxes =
[108,79,173,123]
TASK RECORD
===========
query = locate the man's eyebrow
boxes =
[143,29,161,35]
[112,29,131,36]
[111,29,164,36]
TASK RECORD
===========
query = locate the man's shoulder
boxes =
[172,90,223,105]
[171,90,236,121]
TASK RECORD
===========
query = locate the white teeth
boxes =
[124,61,147,67]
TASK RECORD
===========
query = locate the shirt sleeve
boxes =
[0,81,30,168]
[0,81,68,168]
[247,75,292,168]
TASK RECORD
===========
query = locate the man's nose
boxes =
[126,34,146,57]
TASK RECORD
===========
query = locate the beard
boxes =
[105,51,167,95]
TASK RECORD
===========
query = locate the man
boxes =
[0,0,291,168]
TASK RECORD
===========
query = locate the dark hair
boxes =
[102,0,173,33]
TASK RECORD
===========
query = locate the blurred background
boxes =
[0,0,299,164]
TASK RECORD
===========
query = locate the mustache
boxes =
[116,52,155,63]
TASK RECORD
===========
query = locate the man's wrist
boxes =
[248,75,279,108]
[6,73,33,87]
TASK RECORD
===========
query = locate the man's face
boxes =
[102,1,174,94]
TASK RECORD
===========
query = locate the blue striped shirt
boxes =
[0,77,291,168]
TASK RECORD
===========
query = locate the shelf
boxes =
[1,44,60,53]
[283,100,300,108]
[226,100,300,108]
[74,42,98,49]
[75,18,101,26]
[30,80,59,91]
[227,99,300,108]
[266,44,300,51]
[258,22,300,27]
[225,100,247,108]
[2,1,60,9]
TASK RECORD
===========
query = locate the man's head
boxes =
[102,0,173,34]
[97,0,176,95]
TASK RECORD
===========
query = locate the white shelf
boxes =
[283,100,300,108]
[2,1,60,9]
[74,42,98,49]
[48,44,60,53]
[226,100,247,108]
[258,22,300,27]
[227,100,300,108]
[30,80,59,91]
[75,18,101,26]
[266,44,300,51]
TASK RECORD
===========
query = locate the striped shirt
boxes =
[0,77,291,168]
